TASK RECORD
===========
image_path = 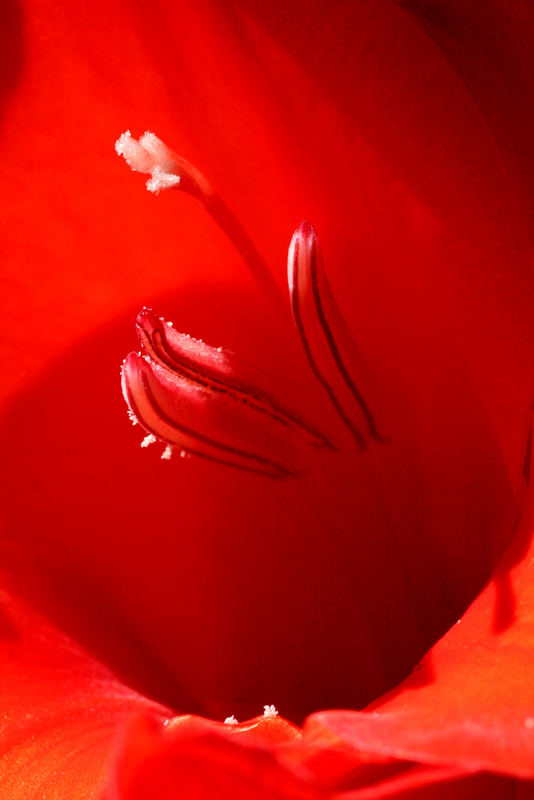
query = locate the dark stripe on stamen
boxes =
[290,236,366,449]
[124,367,296,479]
[308,236,383,442]
[138,319,335,451]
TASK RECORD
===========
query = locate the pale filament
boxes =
[115,131,282,305]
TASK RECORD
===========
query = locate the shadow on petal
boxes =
[0,0,24,119]
[0,276,525,724]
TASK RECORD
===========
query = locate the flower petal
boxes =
[307,473,534,778]
[101,713,493,799]
[102,713,530,799]
[103,716,317,800]
[2,0,534,722]
[0,579,169,799]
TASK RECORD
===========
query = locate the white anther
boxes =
[224,715,238,725]
[141,434,157,448]
[263,705,278,718]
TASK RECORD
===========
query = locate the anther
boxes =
[136,307,333,451]
[288,222,383,447]
[122,350,299,480]
[121,302,339,479]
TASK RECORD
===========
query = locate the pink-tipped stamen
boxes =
[288,222,383,447]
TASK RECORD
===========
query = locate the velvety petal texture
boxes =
[0,579,169,799]
[1,0,534,796]
[307,465,534,779]
[3,0,534,722]
[101,712,528,799]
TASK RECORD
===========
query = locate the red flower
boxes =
[1,0,534,796]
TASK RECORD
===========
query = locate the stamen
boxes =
[115,130,282,303]
[121,352,301,480]
[136,307,333,451]
[224,715,239,725]
[288,222,383,447]
[263,705,279,718]
[140,434,156,448]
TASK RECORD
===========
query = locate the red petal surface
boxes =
[0,566,529,798]
[102,713,532,799]
[0,578,169,799]
[307,470,534,778]
[2,0,534,722]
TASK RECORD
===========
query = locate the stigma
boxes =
[115,130,282,302]
[115,131,181,195]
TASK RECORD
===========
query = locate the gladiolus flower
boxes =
[2,0,534,797]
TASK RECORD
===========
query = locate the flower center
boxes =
[114,132,400,723]
[121,306,333,478]
[117,132,383,472]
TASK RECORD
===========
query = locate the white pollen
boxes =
[263,705,278,719]
[161,445,173,460]
[141,434,157,448]
[127,410,139,426]
[179,449,187,458]
[224,715,238,725]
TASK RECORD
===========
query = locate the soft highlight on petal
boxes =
[0,580,170,800]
